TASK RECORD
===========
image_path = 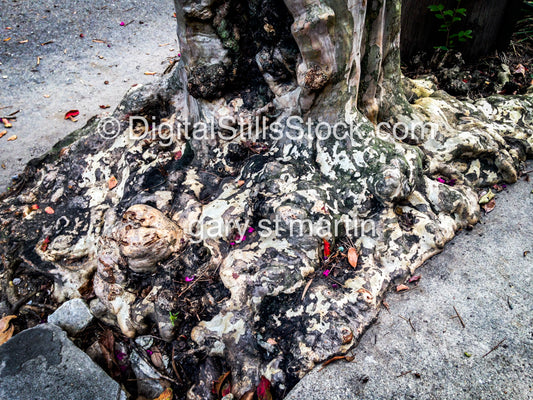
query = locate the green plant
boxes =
[514,1,533,44]
[169,311,179,327]
[428,0,473,50]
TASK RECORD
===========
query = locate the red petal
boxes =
[257,376,272,400]
[323,239,331,258]
[64,110,80,120]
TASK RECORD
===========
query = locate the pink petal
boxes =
[323,269,330,277]
[185,276,195,282]
[120,21,125,26]
[247,227,255,233]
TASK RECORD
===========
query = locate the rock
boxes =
[0,324,127,400]
[130,349,165,399]
[47,298,93,335]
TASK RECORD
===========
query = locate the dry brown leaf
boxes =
[150,347,164,370]
[144,71,157,76]
[482,199,496,213]
[2,118,13,128]
[396,284,409,292]
[0,130,6,139]
[152,387,173,400]
[7,135,17,141]
[240,391,255,400]
[213,371,231,398]
[342,328,354,344]
[264,23,275,33]
[0,315,17,346]
[108,176,118,190]
[348,247,359,268]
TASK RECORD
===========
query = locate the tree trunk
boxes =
[0,0,531,398]
[401,0,522,60]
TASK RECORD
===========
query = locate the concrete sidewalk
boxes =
[0,0,176,192]
[286,167,533,399]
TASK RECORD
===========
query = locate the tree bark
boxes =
[0,0,531,398]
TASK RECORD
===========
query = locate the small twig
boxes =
[123,20,135,27]
[301,277,313,301]
[10,289,39,314]
[318,354,354,371]
[171,347,183,383]
[399,315,416,332]
[482,338,506,358]
[396,370,412,378]
[453,306,465,328]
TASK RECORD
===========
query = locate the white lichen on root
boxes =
[0,0,532,397]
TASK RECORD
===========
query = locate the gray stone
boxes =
[130,349,164,399]
[0,324,127,400]
[48,298,93,335]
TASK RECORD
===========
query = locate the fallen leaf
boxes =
[348,247,359,268]
[3,37,11,42]
[64,110,80,121]
[174,150,183,161]
[108,176,118,190]
[257,376,272,400]
[31,204,39,210]
[98,329,120,378]
[396,284,409,292]
[0,315,17,346]
[2,118,12,128]
[266,338,277,345]
[44,206,55,214]
[236,179,245,187]
[213,371,231,398]
[150,347,164,370]
[240,391,255,400]
[0,130,6,138]
[78,277,95,300]
[513,64,526,76]
[41,236,51,252]
[478,189,495,205]
[144,71,157,76]
[264,23,275,33]
[357,287,373,301]
[6,135,17,141]
[19,39,28,44]
[44,94,50,98]
[342,329,354,344]
[464,351,472,357]
[408,275,421,283]
[152,388,173,400]
[482,199,496,213]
